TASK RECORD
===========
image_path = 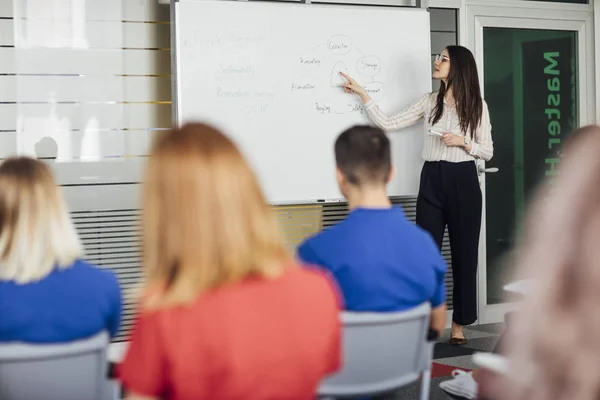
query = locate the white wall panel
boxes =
[0,76,171,102]
[0,0,14,18]
[124,128,161,155]
[62,184,141,211]
[0,129,163,158]
[0,19,170,49]
[0,103,171,130]
[2,0,169,22]
[0,132,17,156]
[0,48,170,75]
[0,18,11,46]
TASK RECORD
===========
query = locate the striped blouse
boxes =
[364,92,494,162]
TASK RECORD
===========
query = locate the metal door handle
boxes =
[478,166,499,174]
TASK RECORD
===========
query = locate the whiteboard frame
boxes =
[170,0,431,205]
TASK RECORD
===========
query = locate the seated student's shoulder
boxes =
[69,259,120,288]
[303,220,347,245]
[410,225,447,269]
[297,220,350,263]
[412,224,440,248]
[296,233,324,267]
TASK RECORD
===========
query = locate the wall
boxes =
[0,0,457,341]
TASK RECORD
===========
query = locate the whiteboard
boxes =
[174,0,431,204]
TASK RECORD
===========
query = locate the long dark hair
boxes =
[429,45,483,140]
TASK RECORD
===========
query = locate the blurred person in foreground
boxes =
[119,123,341,400]
[477,125,600,400]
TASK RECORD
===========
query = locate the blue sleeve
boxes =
[297,240,333,273]
[107,274,122,338]
[297,240,321,266]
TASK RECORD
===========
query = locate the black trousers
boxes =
[416,161,482,326]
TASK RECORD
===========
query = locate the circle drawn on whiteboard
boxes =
[357,56,381,76]
[327,35,352,55]
[330,62,349,87]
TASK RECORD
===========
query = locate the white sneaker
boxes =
[439,370,478,399]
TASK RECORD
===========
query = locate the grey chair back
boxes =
[318,302,433,400]
[0,331,111,400]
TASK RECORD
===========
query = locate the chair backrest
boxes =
[319,302,432,397]
[0,331,110,400]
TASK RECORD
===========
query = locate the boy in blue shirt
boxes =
[297,125,447,336]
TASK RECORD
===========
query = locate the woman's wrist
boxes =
[359,93,372,104]
[464,142,473,153]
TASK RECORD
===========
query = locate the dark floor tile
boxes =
[468,323,505,334]
[433,342,478,359]
[461,336,499,353]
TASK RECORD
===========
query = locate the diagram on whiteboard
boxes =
[292,34,386,116]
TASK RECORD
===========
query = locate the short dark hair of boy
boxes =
[334,125,391,186]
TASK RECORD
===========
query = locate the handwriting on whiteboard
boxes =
[299,56,321,67]
[315,102,332,114]
[214,64,255,81]
[291,34,385,115]
[186,31,266,47]
[193,30,386,117]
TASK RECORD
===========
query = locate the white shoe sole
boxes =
[439,380,477,399]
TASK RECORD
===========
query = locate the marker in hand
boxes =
[428,129,444,137]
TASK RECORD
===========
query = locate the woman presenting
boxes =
[342,45,493,345]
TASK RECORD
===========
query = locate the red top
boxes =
[119,266,341,400]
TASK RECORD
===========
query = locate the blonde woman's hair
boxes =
[0,157,83,283]
[142,123,290,308]
[501,125,600,400]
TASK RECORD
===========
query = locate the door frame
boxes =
[466,7,594,324]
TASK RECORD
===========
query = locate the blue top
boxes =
[0,259,122,343]
[297,207,447,312]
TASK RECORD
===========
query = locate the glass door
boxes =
[467,7,594,323]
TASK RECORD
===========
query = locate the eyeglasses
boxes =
[435,54,450,63]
